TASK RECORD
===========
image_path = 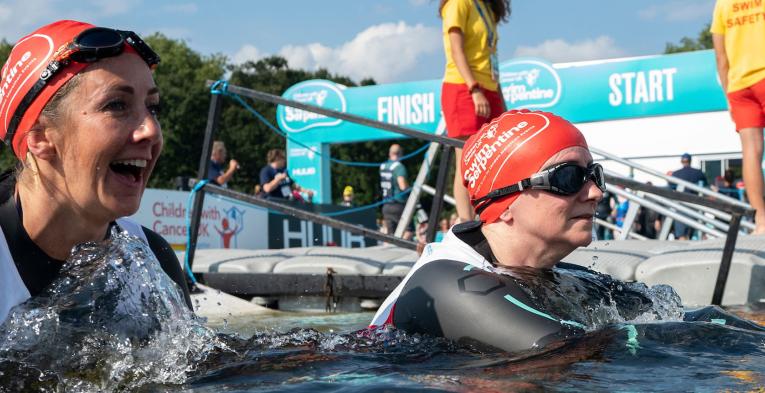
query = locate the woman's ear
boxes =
[497,205,514,223]
[25,120,58,162]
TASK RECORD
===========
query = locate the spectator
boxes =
[713,169,742,200]
[671,153,709,190]
[259,149,312,201]
[712,0,765,234]
[340,186,355,207]
[379,144,413,239]
[435,217,450,242]
[635,183,662,240]
[439,0,509,223]
[253,184,264,198]
[207,141,239,188]
[671,153,709,240]
[595,189,617,240]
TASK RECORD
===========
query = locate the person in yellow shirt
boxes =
[711,0,765,234]
[439,0,509,223]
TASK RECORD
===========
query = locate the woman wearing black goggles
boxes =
[474,162,606,215]
[0,19,191,331]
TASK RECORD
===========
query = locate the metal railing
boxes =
[189,80,754,306]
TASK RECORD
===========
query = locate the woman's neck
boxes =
[17,183,109,261]
[481,224,568,269]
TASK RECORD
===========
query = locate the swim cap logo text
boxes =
[464,120,529,188]
[0,51,33,107]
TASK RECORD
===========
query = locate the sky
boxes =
[0,0,716,85]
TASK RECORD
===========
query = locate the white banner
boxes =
[129,189,269,251]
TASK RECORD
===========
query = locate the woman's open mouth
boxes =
[109,159,147,185]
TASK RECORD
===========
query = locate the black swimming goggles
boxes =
[5,27,160,150]
[474,162,607,215]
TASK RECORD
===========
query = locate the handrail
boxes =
[205,80,464,149]
[203,183,418,250]
[606,183,726,238]
[592,147,750,209]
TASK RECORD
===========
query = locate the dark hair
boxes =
[267,149,285,163]
[439,0,511,23]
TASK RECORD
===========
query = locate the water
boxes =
[1,231,764,392]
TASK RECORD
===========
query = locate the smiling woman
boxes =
[0,20,191,324]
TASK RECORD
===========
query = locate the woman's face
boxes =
[47,53,162,222]
[508,146,603,255]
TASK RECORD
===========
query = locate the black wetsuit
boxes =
[371,221,586,352]
[0,170,192,324]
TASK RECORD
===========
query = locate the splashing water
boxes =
[0,228,228,392]
[494,264,684,330]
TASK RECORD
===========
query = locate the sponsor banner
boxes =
[266,200,379,249]
[130,188,269,250]
[277,79,440,144]
[276,50,727,145]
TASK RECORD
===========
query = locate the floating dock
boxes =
[186,235,765,313]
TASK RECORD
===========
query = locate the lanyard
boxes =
[473,0,497,50]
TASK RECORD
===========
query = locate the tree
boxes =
[143,33,227,188]
[0,39,16,173]
[664,23,713,54]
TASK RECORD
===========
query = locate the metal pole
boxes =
[426,145,452,243]
[205,184,418,250]
[711,213,742,306]
[187,93,222,273]
[395,142,440,237]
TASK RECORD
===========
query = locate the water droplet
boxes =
[217,302,222,306]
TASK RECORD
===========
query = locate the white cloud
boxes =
[276,21,441,83]
[639,0,715,22]
[514,36,627,63]
[233,44,265,65]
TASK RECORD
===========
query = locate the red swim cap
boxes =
[0,20,95,159]
[461,110,588,224]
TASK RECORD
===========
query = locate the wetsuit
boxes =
[370,221,585,352]
[0,171,192,324]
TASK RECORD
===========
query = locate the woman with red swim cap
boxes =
[370,110,607,352]
[0,20,191,324]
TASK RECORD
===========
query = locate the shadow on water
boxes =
[1,231,764,392]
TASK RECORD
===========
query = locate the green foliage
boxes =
[144,33,227,188]
[0,39,16,173]
[664,23,713,54]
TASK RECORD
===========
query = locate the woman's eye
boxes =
[148,103,161,118]
[103,100,127,112]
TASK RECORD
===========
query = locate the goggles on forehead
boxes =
[474,162,606,215]
[5,27,160,147]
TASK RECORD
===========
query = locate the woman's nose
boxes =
[133,117,162,144]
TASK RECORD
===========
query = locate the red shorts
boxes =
[727,77,765,131]
[441,82,505,139]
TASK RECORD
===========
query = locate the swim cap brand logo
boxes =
[0,51,33,106]
[1,34,53,133]
[499,59,561,108]
[277,79,347,133]
[463,120,530,188]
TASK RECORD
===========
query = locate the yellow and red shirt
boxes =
[711,0,765,92]
[441,0,499,92]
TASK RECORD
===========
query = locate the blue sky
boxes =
[0,0,715,84]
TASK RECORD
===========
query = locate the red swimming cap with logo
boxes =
[0,20,94,159]
[461,110,588,223]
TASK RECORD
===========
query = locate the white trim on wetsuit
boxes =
[0,217,150,325]
[369,228,495,327]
